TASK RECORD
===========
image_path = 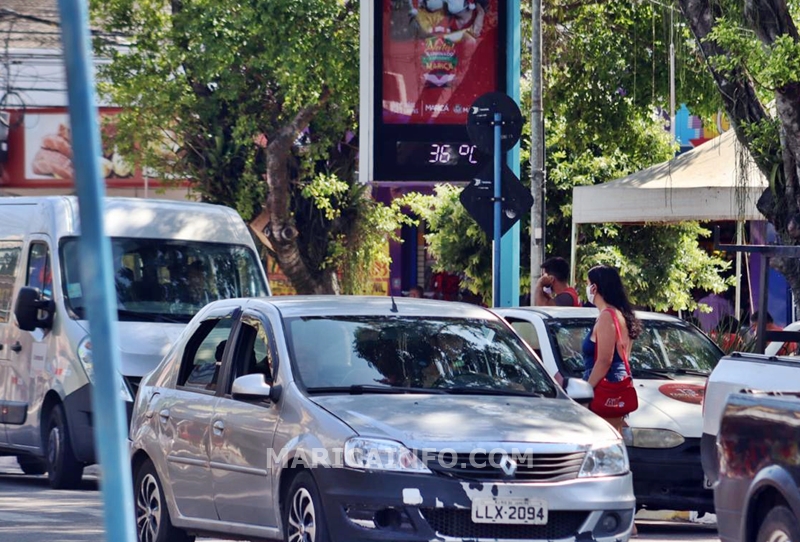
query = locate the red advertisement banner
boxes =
[382,0,499,125]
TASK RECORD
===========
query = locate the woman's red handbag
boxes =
[589,310,639,417]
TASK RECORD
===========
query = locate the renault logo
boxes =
[498,454,517,477]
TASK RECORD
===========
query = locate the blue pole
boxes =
[501,0,521,307]
[56,2,136,542]
[493,111,502,308]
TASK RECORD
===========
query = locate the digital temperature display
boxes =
[396,142,484,167]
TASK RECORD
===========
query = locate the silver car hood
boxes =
[77,320,186,377]
[312,394,618,446]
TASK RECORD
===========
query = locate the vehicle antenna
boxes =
[390,295,398,313]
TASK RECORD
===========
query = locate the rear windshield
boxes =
[285,316,557,397]
[60,237,268,323]
[546,318,723,378]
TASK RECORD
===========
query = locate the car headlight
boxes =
[344,438,431,473]
[77,336,94,383]
[77,336,132,402]
[119,378,134,403]
[624,428,685,449]
[579,441,629,478]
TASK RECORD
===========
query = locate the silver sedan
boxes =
[129,296,635,542]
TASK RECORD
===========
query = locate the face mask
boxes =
[586,284,595,305]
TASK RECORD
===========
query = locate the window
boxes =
[179,316,235,391]
[0,242,22,323]
[226,314,274,395]
[27,243,52,299]
[60,237,268,322]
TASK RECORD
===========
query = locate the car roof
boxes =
[232,295,500,320]
[494,305,685,323]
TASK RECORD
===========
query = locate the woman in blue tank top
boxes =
[582,265,641,433]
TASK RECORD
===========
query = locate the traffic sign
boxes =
[459,164,533,238]
[466,92,523,153]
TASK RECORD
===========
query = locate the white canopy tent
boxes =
[569,129,768,315]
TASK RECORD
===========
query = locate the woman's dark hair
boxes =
[587,265,642,339]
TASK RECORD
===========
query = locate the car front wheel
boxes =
[757,505,800,542]
[284,471,330,542]
[45,404,84,489]
[134,459,194,542]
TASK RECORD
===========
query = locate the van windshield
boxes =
[60,237,268,323]
[545,318,723,378]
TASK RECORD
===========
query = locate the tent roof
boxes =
[572,130,768,224]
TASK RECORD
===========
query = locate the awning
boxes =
[572,130,768,225]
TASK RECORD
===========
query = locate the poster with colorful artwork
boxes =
[382,0,499,125]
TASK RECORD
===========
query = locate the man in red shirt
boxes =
[534,257,581,307]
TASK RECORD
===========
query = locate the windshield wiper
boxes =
[441,387,548,398]
[642,367,710,377]
[630,368,675,379]
[306,385,447,395]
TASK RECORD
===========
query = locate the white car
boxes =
[494,307,724,515]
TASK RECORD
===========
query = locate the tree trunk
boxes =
[258,91,339,295]
[677,0,800,305]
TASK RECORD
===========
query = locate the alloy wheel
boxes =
[287,487,316,542]
[136,473,162,542]
[47,426,61,467]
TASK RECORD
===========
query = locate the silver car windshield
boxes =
[60,237,268,323]
[286,316,557,397]
[546,319,723,378]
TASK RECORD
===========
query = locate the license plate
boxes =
[703,475,714,490]
[471,497,548,525]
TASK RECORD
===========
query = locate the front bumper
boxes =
[628,438,714,513]
[312,467,635,542]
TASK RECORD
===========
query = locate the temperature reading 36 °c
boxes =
[428,144,479,165]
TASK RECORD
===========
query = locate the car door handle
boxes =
[212,420,225,435]
[9,342,21,353]
[158,409,170,423]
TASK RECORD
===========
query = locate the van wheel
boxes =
[757,506,800,542]
[17,456,47,475]
[283,471,330,542]
[135,460,194,542]
[45,404,84,489]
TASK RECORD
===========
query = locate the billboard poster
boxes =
[23,112,136,182]
[382,0,499,125]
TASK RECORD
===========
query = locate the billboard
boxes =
[382,0,499,125]
[366,0,506,183]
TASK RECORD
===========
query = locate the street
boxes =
[0,457,720,542]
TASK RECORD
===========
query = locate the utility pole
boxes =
[529,0,545,303]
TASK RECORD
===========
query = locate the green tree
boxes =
[676,0,800,301]
[90,0,407,294]
[404,0,731,309]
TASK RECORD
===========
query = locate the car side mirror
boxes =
[14,286,55,331]
[563,378,594,406]
[231,373,278,401]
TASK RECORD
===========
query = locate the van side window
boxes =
[27,243,52,299]
[0,242,23,323]
[225,314,274,396]
[178,316,234,392]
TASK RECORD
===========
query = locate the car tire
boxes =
[283,471,331,542]
[757,505,800,542]
[17,456,47,475]
[134,459,194,542]
[45,404,84,489]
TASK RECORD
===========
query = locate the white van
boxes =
[494,307,724,515]
[0,196,270,488]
